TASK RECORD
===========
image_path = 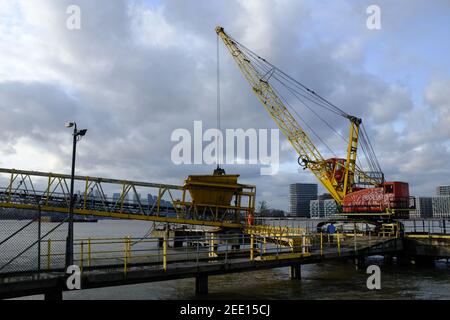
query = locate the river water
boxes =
[7,220,450,300]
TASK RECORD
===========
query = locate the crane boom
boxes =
[216,26,379,205]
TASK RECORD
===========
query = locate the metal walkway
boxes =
[0,168,255,228]
[0,232,402,299]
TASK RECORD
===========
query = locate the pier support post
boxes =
[44,288,63,300]
[195,273,208,295]
[231,244,240,250]
[412,256,435,267]
[354,256,366,270]
[173,237,184,248]
[384,254,394,265]
[290,264,301,280]
[396,254,412,266]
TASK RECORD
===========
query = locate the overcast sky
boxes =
[0,0,449,211]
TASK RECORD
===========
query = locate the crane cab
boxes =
[342,181,410,215]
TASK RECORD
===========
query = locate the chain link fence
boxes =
[0,208,68,276]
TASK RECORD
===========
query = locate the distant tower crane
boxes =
[216,26,411,219]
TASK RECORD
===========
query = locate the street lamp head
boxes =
[65,122,75,128]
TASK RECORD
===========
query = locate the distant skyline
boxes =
[0,0,449,211]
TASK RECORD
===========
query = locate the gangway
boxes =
[0,168,255,228]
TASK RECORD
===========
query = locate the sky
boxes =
[0,0,449,211]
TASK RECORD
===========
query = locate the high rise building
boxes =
[432,196,450,218]
[318,193,333,201]
[410,197,433,218]
[310,199,339,219]
[436,186,450,196]
[289,183,318,217]
[147,194,155,205]
[309,200,322,219]
[324,199,339,217]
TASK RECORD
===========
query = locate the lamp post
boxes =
[65,122,87,268]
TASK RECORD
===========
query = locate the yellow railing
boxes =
[41,233,317,273]
[38,230,386,274]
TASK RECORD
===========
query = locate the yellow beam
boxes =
[255,252,311,261]
[405,234,450,240]
[0,202,243,229]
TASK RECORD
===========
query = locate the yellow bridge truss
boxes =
[0,168,255,228]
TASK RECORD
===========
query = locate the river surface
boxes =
[6,220,450,300]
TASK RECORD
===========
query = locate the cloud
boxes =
[425,79,450,137]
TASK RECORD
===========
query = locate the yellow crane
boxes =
[216,26,412,219]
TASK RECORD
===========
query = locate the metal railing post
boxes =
[263,236,267,254]
[302,234,306,254]
[47,239,52,270]
[80,240,84,272]
[196,239,199,266]
[37,205,41,272]
[163,236,167,271]
[127,236,131,261]
[88,238,91,267]
[320,233,323,256]
[250,234,254,261]
[225,239,228,264]
[123,237,128,275]
[259,237,263,259]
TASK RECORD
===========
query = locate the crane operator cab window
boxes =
[384,184,394,194]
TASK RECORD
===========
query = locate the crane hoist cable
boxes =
[216,34,222,168]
